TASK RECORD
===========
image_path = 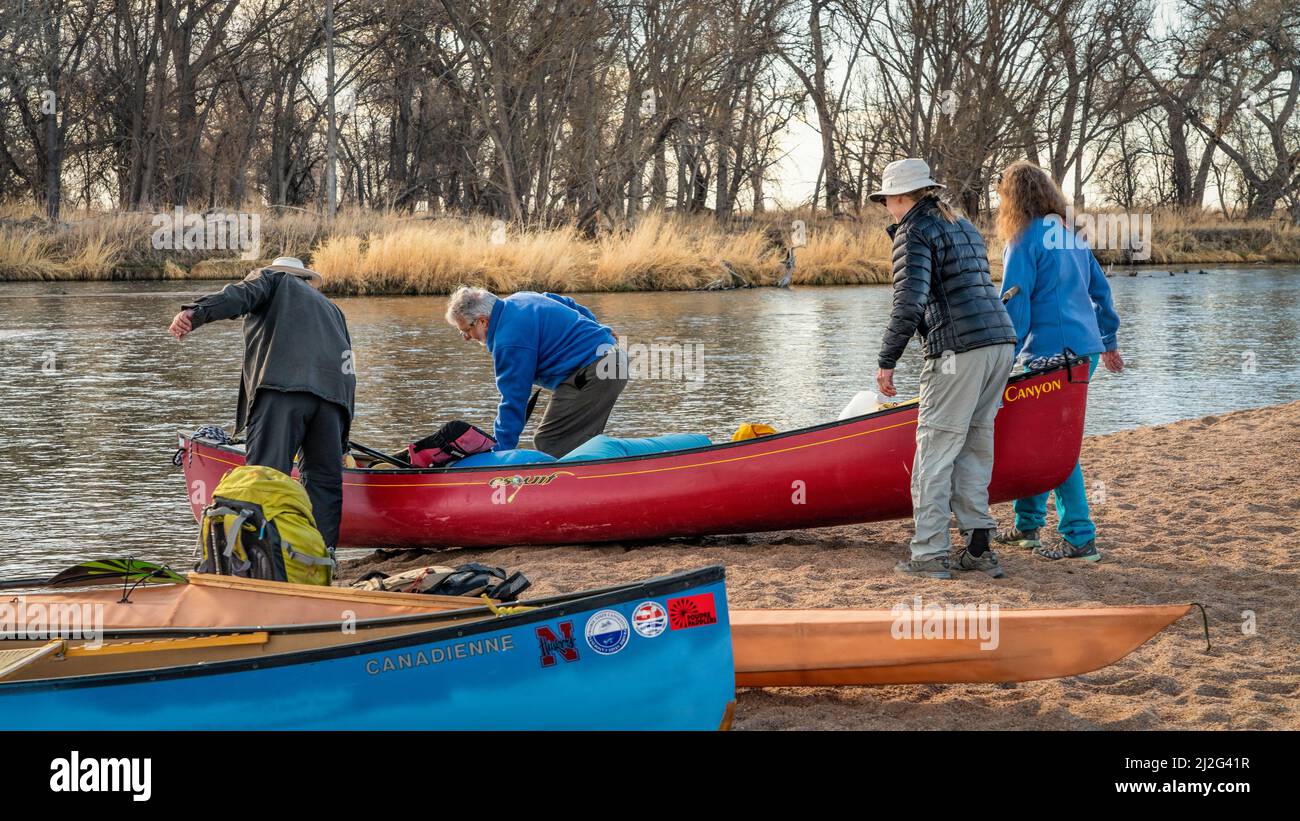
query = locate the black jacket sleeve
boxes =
[183,269,280,330]
[877,224,933,369]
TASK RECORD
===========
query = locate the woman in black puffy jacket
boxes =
[871,158,1016,580]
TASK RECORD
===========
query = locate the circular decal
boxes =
[632,601,668,638]
[584,609,630,656]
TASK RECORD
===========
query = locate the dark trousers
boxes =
[533,347,629,458]
[245,389,348,549]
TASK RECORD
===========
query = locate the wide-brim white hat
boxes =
[869,158,945,203]
[263,256,322,282]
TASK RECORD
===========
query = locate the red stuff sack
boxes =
[406,421,496,467]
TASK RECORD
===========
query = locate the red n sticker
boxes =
[668,593,718,630]
[535,621,580,667]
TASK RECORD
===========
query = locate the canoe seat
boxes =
[63,633,270,658]
[0,641,64,680]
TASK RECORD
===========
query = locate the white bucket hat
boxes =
[869,158,945,203]
[263,256,322,282]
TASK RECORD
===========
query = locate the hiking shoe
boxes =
[894,556,952,580]
[1033,538,1101,562]
[994,526,1041,549]
[952,548,1005,578]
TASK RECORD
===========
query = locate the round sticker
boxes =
[632,601,668,638]
[584,609,630,655]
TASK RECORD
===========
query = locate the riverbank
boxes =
[2,206,1298,292]
[337,400,1300,730]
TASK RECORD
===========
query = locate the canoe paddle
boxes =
[0,558,187,592]
[347,439,411,468]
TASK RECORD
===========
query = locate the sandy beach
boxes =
[339,400,1300,730]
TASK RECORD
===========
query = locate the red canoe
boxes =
[178,360,1090,548]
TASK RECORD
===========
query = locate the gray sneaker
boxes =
[1033,537,1101,562]
[894,556,952,580]
[952,548,1005,578]
[994,526,1041,549]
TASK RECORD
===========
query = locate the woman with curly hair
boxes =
[995,162,1125,561]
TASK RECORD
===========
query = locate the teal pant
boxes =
[1012,355,1100,546]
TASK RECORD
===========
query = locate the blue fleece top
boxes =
[485,292,615,450]
[1000,216,1120,361]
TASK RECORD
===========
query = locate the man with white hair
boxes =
[445,286,627,458]
[168,257,355,549]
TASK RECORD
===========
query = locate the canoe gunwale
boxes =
[3,566,730,640]
[178,359,1089,475]
[0,565,725,692]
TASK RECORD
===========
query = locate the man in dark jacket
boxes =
[872,159,1016,580]
[168,257,356,549]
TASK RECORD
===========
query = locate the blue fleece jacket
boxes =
[486,292,615,450]
[1000,216,1120,361]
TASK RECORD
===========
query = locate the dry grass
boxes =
[593,213,725,290]
[312,218,597,294]
[792,222,893,285]
[0,226,62,279]
[0,204,1296,289]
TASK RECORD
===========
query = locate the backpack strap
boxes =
[223,509,255,574]
[487,571,531,602]
[201,505,255,573]
[284,544,336,568]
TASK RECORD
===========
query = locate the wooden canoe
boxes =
[1,576,1192,687]
[730,606,1193,686]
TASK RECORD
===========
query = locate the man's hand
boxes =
[1101,349,1124,373]
[876,367,897,397]
[169,309,195,341]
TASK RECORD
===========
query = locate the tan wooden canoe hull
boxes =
[730,605,1192,687]
[8,578,1192,687]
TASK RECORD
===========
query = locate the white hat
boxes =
[263,256,322,282]
[869,158,945,203]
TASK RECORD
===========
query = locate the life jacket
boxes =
[732,423,777,441]
[196,465,335,586]
[404,421,495,467]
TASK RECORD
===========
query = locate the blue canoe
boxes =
[0,567,735,730]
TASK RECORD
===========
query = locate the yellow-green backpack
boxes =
[197,465,335,586]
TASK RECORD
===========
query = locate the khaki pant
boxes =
[908,344,1015,561]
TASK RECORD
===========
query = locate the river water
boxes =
[1,265,1297,577]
